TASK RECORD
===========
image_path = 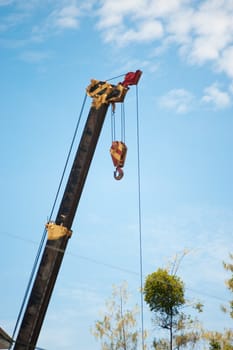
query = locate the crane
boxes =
[11,70,142,350]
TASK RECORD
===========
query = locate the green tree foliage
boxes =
[144,252,204,350]
[91,282,147,350]
[209,339,221,350]
[144,268,185,350]
[144,268,185,322]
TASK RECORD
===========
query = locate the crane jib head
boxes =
[86,70,142,109]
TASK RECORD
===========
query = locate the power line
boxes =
[186,288,227,303]
[1,230,229,303]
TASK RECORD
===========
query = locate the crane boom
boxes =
[12,71,142,350]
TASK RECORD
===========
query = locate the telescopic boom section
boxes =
[13,71,142,350]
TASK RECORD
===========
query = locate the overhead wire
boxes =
[2,230,230,303]
[10,93,87,347]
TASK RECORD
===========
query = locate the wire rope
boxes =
[106,73,126,82]
[10,93,87,347]
[111,107,116,142]
[121,103,126,142]
[48,93,87,221]
[135,84,145,350]
[11,228,46,343]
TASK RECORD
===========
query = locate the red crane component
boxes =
[110,141,127,180]
[121,70,142,87]
[109,70,142,180]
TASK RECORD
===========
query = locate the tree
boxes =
[175,312,202,349]
[144,251,203,350]
[203,330,233,350]
[209,339,221,350]
[144,268,185,350]
[222,253,233,318]
[200,253,233,350]
[91,282,147,350]
[152,338,169,349]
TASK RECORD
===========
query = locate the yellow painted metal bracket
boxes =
[46,222,72,240]
[86,80,128,109]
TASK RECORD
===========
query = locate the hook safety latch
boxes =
[110,141,127,180]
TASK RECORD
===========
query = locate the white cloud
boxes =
[201,83,232,109]
[166,8,194,45]
[51,4,80,30]
[184,3,233,65]
[113,20,163,46]
[217,46,233,78]
[0,1,82,44]
[139,0,187,18]
[159,88,195,114]
[97,0,144,25]
[97,0,164,45]
[2,0,233,79]
[96,0,233,78]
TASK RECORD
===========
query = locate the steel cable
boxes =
[10,93,87,348]
[135,84,145,350]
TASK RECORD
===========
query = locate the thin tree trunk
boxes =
[120,294,127,350]
[170,313,173,350]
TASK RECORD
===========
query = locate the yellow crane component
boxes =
[110,141,127,180]
[46,222,72,240]
[86,80,128,109]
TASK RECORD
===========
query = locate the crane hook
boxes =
[114,166,124,180]
[110,141,127,181]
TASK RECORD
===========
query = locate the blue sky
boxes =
[1,0,233,349]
